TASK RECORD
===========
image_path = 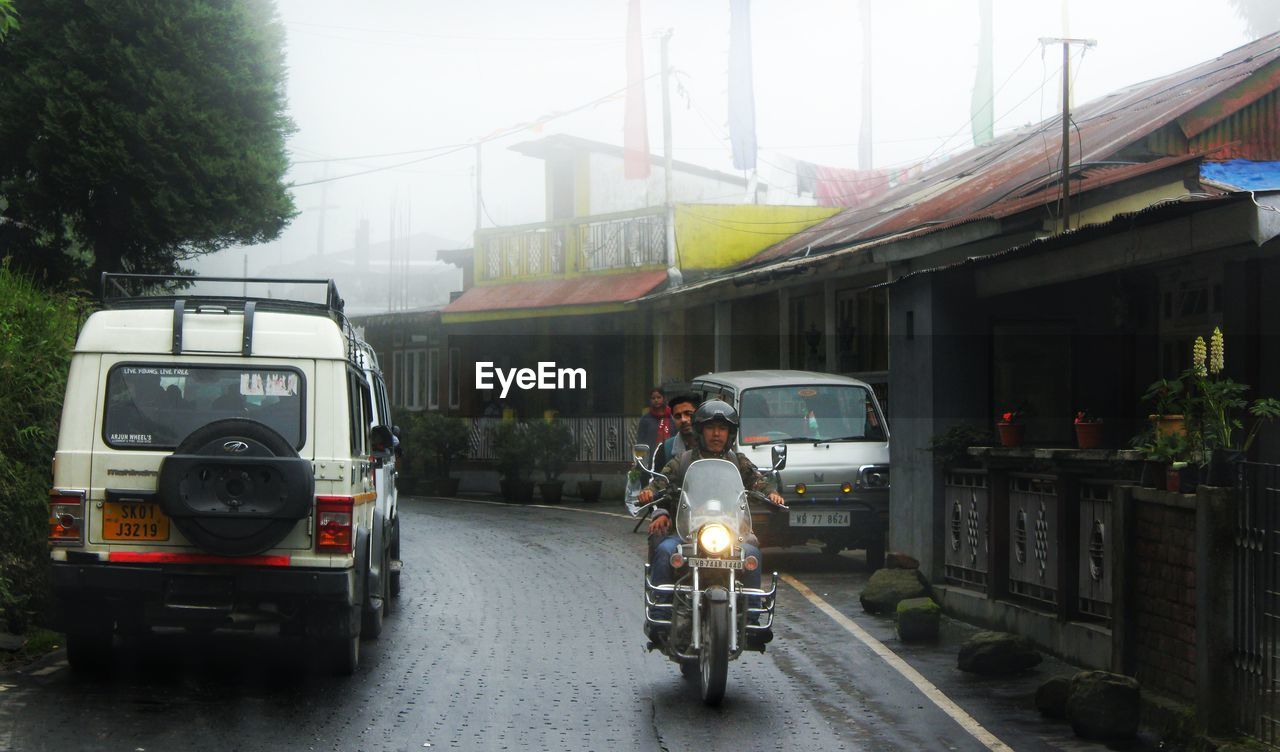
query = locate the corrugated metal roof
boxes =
[443,270,668,314]
[880,193,1243,289]
[630,155,1215,305]
[742,33,1280,269]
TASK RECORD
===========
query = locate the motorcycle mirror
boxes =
[633,443,651,469]
[771,444,788,471]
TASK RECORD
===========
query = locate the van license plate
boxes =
[687,557,743,570]
[791,510,851,527]
[103,502,171,541]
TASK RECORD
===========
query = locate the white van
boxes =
[48,274,397,674]
[690,370,890,567]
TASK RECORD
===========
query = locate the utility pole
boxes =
[660,29,680,285]
[1039,36,1095,231]
[858,0,872,170]
[474,143,483,233]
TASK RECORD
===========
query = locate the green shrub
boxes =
[421,413,471,480]
[528,420,576,482]
[0,263,85,632]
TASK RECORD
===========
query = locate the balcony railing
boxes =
[475,208,667,282]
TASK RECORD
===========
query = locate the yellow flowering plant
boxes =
[1189,327,1280,453]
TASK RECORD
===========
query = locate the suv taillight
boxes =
[49,491,85,545]
[315,496,354,553]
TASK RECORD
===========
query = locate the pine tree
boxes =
[0,0,296,281]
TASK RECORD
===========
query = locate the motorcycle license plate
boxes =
[790,510,851,527]
[102,501,171,541]
[687,557,743,570]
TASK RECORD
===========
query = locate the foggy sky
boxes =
[196,0,1257,277]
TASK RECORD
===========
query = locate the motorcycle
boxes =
[628,443,788,706]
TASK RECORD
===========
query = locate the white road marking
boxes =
[29,663,64,677]
[782,574,1014,752]
[426,494,1011,750]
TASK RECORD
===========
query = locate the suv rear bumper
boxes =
[51,560,359,636]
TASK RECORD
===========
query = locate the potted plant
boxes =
[996,408,1025,448]
[1131,429,1181,489]
[577,434,603,503]
[489,420,534,503]
[1073,410,1104,449]
[529,419,576,504]
[1142,377,1187,438]
[421,412,471,497]
[1189,327,1280,486]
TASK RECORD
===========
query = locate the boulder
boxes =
[885,551,920,570]
[1066,671,1140,741]
[896,597,941,642]
[859,568,929,614]
[1035,675,1072,718]
[956,631,1042,675]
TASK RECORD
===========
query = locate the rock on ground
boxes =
[859,568,929,614]
[1066,671,1141,741]
[885,552,920,569]
[956,631,1043,675]
[896,597,941,642]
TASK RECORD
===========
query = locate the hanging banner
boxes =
[728,0,757,171]
[624,0,650,179]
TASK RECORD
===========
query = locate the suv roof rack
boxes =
[100,273,345,316]
[101,273,353,359]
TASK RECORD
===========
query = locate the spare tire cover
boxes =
[158,418,314,556]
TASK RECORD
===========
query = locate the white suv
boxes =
[48,274,398,674]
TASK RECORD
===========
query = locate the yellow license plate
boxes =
[102,501,171,541]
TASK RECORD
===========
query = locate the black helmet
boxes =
[693,399,738,450]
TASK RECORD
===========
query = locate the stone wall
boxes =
[1132,497,1197,700]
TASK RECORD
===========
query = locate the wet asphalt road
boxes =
[0,497,1127,751]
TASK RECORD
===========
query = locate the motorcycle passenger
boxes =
[652,393,699,472]
[637,399,785,643]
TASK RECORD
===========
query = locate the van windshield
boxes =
[103,364,304,449]
[737,384,885,445]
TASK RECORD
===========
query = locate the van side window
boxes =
[348,371,373,456]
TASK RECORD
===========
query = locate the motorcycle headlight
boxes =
[699,523,732,555]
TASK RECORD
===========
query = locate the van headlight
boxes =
[861,466,890,489]
[699,523,732,555]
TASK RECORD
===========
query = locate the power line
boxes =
[291,144,471,165]
[290,73,661,188]
[286,19,650,44]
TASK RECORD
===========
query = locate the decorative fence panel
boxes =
[1008,473,1059,609]
[1234,461,1280,747]
[1077,481,1115,622]
[467,416,641,464]
[944,469,990,593]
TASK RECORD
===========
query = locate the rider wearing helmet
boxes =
[637,399,785,644]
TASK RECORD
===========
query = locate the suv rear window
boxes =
[738,384,885,445]
[103,364,305,449]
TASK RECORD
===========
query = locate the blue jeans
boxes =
[648,534,763,620]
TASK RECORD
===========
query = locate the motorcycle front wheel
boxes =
[699,596,730,706]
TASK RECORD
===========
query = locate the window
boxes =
[1158,265,1223,377]
[448,348,461,409]
[103,363,306,450]
[427,349,440,410]
[395,349,427,409]
[391,351,403,407]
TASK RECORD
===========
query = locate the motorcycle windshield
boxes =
[676,459,752,543]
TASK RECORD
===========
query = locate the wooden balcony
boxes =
[474,208,667,282]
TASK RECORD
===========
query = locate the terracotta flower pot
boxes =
[1074,422,1104,449]
[1165,466,1181,492]
[997,422,1025,448]
[1150,414,1186,438]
